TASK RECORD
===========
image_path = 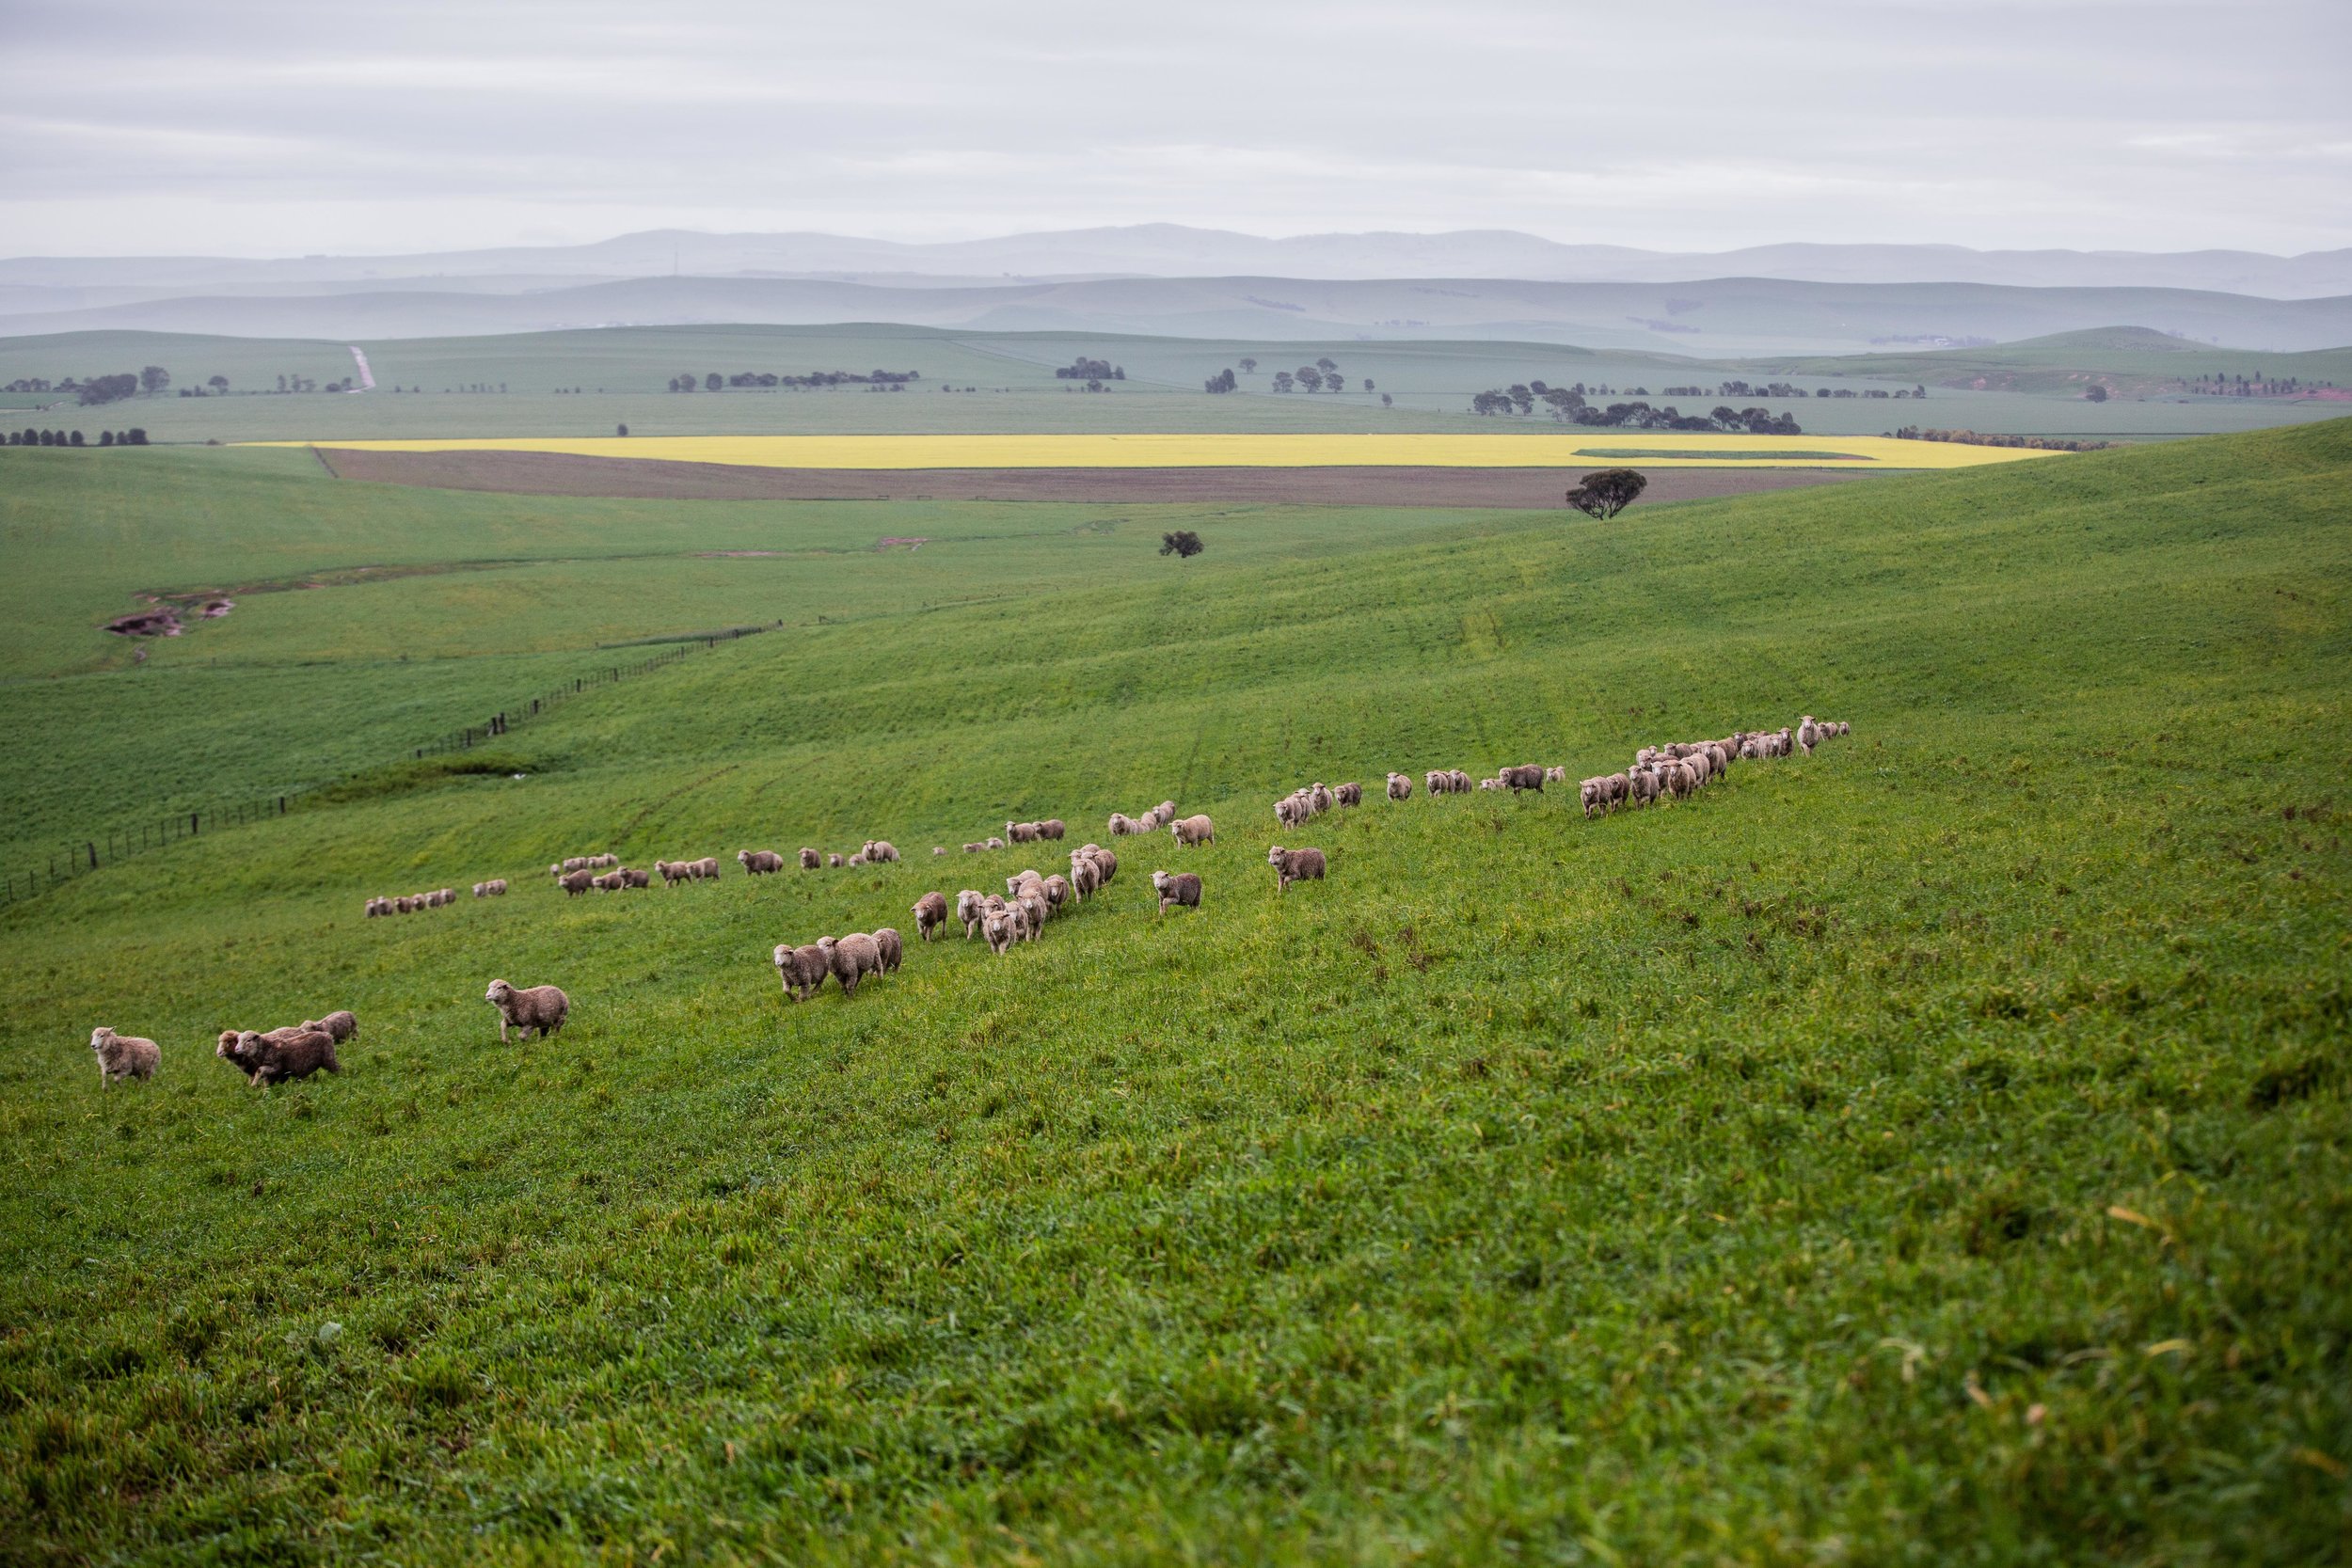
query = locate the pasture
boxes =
[0,420,2346,1562]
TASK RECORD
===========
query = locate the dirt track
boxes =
[315,448,1878,509]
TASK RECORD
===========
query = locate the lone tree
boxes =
[1239,357,1257,373]
[1160,530,1204,559]
[616,422,629,436]
[1565,468,1647,519]
[2084,385,2109,403]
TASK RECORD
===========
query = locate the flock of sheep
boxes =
[89,715,1847,1083]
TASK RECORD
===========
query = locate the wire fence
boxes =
[0,622,779,910]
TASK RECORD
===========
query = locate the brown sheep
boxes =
[864,840,901,863]
[1006,820,1041,845]
[1266,845,1327,894]
[1424,769,1448,795]
[225,1028,340,1086]
[1042,873,1073,915]
[302,1010,358,1043]
[980,897,1021,955]
[1170,814,1215,848]
[1038,819,1066,842]
[739,849,785,875]
[365,897,389,917]
[818,934,883,996]
[800,847,822,870]
[1450,769,1474,793]
[693,857,721,880]
[485,979,568,1041]
[560,868,596,896]
[621,866,652,889]
[591,871,624,892]
[773,942,829,1002]
[1014,885,1050,935]
[828,853,845,869]
[1334,782,1362,806]
[1388,772,1412,801]
[913,891,949,941]
[89,1027,159,1085]
[1085,845,1119,885]
[957,889,988,938]
[963,841,985,853]
[1500,764,1546,793]
[1154,800,1177,822]
[874,927,904,974]
[1275,794,1310,830]
[1151,870,1202,913]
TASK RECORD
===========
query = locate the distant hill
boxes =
[3,275,2347,356]
[5,227,2349,296]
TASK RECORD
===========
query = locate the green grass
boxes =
[0,422,2347,1562]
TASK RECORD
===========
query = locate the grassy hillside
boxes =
[1767,329,2352,399]
[0,423,2347,1562]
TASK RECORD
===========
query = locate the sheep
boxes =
[1334,782,1362,807]
[1450,769,1474,793]
[933,847,947,857]
[984,836,1006,851]
[848,852,866,868]
[1424,769,1448,795]
[590,872,622,892]
[471,882,486,899]
[1307,784,1335,815]
[1038,819,1066,842]
[485,979,569,1042]
[912,891,949,942]
[301,1010,358,1043]
[980,897,1021,955]
[963,841,985,853]
[1069,855,1101,901]
[1266,845,1327,894]
[1080,845,1118,885]
[89,1026,159,1085]
[1501,764,1547,793]
[225,1027,340,1086]
[773,942,829,1001]
[557,857,591,876]
[800,847,822,870]
[1478,777,1502,792]
[655,860,683,885]
[1042,873,1073,915]
[1015,885,1050,935]
[1798,715,1821,755]
[957,889,987,938]
[1006,820,1041,845]
[1170,814,1215,848]
[693,857,721,880]
[1151,870,1202,913]
[864,840,901,863]
[873,927,904,974]
[1388,772,1413,801]
[739,849,786,875]
[1008,869,1046,899]
[472,879,508,898]
[621,866,651,889]
[366,897,388,917]
[818,934,884,996]
[1275,794,1310,830]
[828,853,845,868]
[1107,812,1141,836]
[1544,766,1568,784]
[1154,800,1178,822]
[1626,768,1662,807]
[560,868,596,896]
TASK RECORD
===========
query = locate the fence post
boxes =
[191,812,199,836]
[279,796,286,815]
[88,839,98,868]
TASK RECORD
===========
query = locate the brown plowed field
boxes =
[315,448,1878,508]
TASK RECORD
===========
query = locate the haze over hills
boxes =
[4,272,2348,356]
[6,226,2351,297]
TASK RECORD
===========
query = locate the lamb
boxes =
[1153,801,1178,823]
[863,840,901,863]
[1388,772,1413,801]
[800,847,822,870]
[963,842,985,853]
[739,849,786,875]
[1500,764,1547,793]
[89,1026,159,1085]
[933,847,947,856]
[773,942,829,1002]
[980,897,1022,955]
[912,891,949,941]
[874,927,904,974]
[1478,777,1503,792]
[1334,782,1362,807]
[829,853,845,868]
[1151,870,1202,913]
[590,872,623,892]
[485,979,569,1041]
[1544,766,1568,784]
[1450,769,1474,793]
[955,889,987,937]
[984,836,1006,850]
[301,1010,358,1043]
[818,933,884,996]
[1170,814,1215,848]
[1266,845,1327,894]
[226,1027,340,1086]
[560,868,596,896]
[847,852,866,868]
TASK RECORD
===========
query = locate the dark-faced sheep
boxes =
[1152,870,1202,913]
[1266,845,1327,894]
[800,847,822,870]
[485,979,568,1042]
[1171,815,1215,848]
[226,1028,339,1086]
[874,927,904,974]
[913,891,949,941]
[773,943,829,1002]
[1388,772,1412,801]
[366,897,388,917]
[818,934,883,995]
[739,849,785,875]
[89,1027,159,1085]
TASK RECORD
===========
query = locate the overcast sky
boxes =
[4,0,2347,259]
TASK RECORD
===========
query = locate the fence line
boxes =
[0,622,779,910]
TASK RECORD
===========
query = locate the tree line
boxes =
[8,428,149,446]
[1470,382,1804,435]
[668,370,920,391]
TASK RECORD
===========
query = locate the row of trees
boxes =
[1055,357,1124,381]
[2182,372,2335,397]
[8,428,148,446]
[1470,384,1804,434]
[668,370,919,391]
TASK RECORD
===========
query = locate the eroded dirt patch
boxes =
[317,448,1879,509]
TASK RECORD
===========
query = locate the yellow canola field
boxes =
[256,433,2068,470]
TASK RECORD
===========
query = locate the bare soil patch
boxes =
[319,448,1877,510]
